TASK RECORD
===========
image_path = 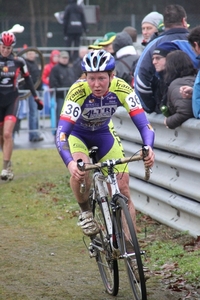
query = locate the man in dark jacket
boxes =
[63,0,88,62]
[18,50,43,142]
[134,4,189,113]
[49,51,75,128]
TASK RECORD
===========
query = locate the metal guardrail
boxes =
[112,108,200,238]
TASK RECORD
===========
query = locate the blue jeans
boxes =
[28,95,40,141]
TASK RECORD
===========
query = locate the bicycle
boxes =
[77,145,150,300]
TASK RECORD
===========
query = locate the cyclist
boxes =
[0,31,43,181]
[56,49,155,236]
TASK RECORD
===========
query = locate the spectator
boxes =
[22,50,44,142]
[49,51,75,128]
[112,31,139,87]
[88,38,103,51]
[180,26,200,119]
[42,50,60,116]
[73,46,88,80]
[122,26,143,55]
[98,32,116,54]
[152,42,179,113]
[163,50,196,129]
[141,11,164,48]
[63,0,88,62]
[42,50,60,87]
[134,4,189,113]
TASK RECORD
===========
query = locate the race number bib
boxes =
[125,91,142,111]
[61,100,81,122]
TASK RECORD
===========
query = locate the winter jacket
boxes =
[63,0,87,36]
[192,55,200,119]
[134,28,189,113]
[23,59,43,91]
[166,76,195,129]
[49,62,75,98]
[42,50,60,86]
[113,31,139,87]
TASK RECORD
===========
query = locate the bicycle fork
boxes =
[89,173,120,258]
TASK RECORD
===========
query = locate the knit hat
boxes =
[112,31,133,53]
[153,42,179,57]
[142,12,163,29]
[88,38,103,50]
[98,32,116,46]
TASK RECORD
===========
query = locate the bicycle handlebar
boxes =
[77,146,151,181]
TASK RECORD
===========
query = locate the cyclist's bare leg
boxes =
[0,125,3,149]
[2,120,15,161]
[70,152,91,212]
[117,172,136,230]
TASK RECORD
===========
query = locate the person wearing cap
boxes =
[134,4,192,114]
[152,42,179,113]
[49,51,75,129]
[141,11,164,47]
[88,38,103,51]
[98,32,116,54]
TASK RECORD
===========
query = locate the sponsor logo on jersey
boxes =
[68,85,86,102]
[3,66,8,72]
[115,79,133,94]
[59,132,66,142]
[147,124,154,131]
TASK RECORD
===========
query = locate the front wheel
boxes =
[91,196,119,295]
[113,195,147,300]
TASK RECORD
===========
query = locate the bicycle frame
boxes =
[77,146,149,299]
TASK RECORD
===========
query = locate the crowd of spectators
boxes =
[15,3,200,143]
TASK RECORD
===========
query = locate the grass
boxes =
[0,148,200,299]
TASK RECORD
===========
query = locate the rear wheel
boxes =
[114,195,147,300]
[91,196,119,296]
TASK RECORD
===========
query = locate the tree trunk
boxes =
[29,0,36,47]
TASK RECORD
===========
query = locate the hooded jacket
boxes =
[112,31,139,87]
[42,50,60,86]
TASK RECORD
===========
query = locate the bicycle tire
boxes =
[16,47,44,100]
[113,195,147,300]
[91,195,119,296]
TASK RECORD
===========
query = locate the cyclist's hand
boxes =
[68,160,85,182]
[142,146,155,168]
[34,97,44,110]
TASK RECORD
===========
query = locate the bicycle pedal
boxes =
[89,244,97,258]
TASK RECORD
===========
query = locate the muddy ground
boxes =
[1,217,200,300]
